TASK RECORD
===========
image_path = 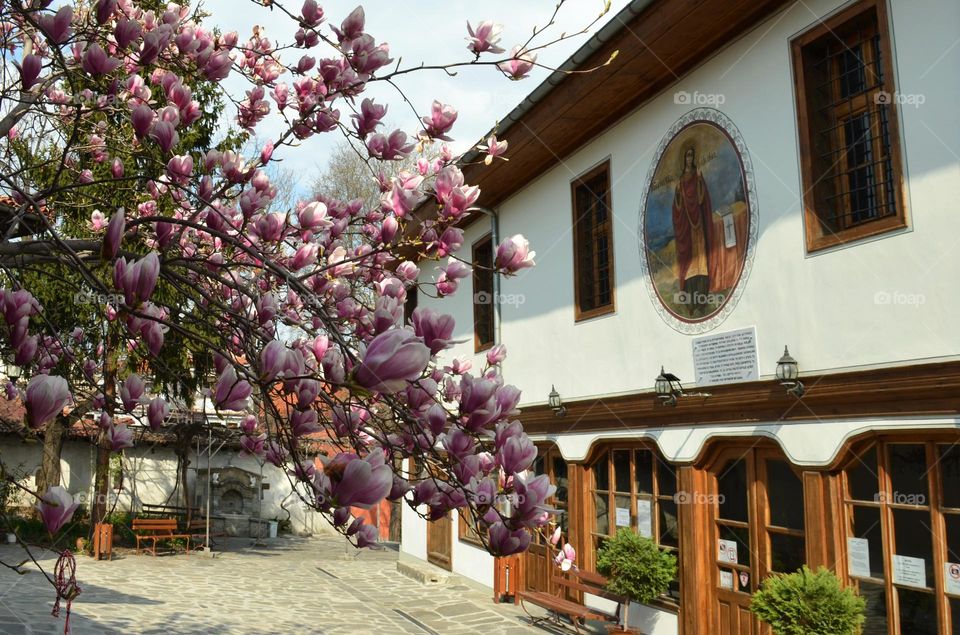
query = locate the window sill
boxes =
[806,214,908,253]
[574,304,615,323]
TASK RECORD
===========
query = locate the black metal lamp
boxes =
[776,346,805,397]
[655,367,683,407]
[548,385,566,417]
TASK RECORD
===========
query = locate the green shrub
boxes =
[750,566,865,635]
[595,529,677,604]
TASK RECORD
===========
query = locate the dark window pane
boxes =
[552,456,568,506]
[594,456,609,492]
[940,444,960,509]
[471,238,495,347]
[594,492,609,536]
[659,500,679,548]
[719,524,750,567]
[717,460,748,522]
[897,588,938,635]
[838,43,866,98]
[532,455,545,477]
[892,508,934,587]
[887,444,929,504]
[848,446,880,502]
[769,532,806,574]
[613,450,631,493]
[851,505,886,579]
[946,514,960,565]
[951,597,960,635]
[658,461,678,497]
[859,580,888,635]
[635,450,653,495]
[767,460,805,531]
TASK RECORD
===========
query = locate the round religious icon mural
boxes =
[638,109,757,334]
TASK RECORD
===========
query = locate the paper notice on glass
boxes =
[719,570,734,590]
[637,499,653,538]
[892,554,927,588]
[945,563,960,595]
[615,507,631,527]
[847,537,871,578]
[718,539,738,564]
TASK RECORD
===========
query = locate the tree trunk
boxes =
[179,446,192,524]
[35,415,66,494]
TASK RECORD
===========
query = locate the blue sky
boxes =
[199,0,632,191]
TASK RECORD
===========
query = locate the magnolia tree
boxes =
[0,0,615,589]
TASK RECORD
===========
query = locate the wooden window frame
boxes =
[458,509,485,548]
[471,233,495,353]
[571,161,616,321]
[791,0,908,253]
[588,445,680,606]
[840,437,960,634]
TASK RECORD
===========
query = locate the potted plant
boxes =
[596,529,677,634]
[750,566,865,635]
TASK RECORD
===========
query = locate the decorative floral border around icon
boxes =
[636,107,759,335]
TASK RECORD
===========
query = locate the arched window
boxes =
[590,446,680,600]
[842,439,960,634]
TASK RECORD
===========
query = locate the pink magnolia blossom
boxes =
[19,54,41,91]
[466,21,505,55]
[330,453,393,509]
[105,423,134,452]
[120,374,146,412]
[214,366,252,411]
[81,44,121,76]
[37,486,78,534]
[146,397,169,430]
[101,208,125,260]
[498,46,537,80]
[422,101,458,140]
[354,329,431,394]
[489,522,531,556]
[25,375,71,429]
[495,235,535,274]
[486,343,507,365]
[554,543,576,571]
[478,135,509,164]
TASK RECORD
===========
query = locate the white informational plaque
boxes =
[692,326,759,386]
[892,555,927,589]
[637,499,653,538]
[615,507,631,527]
[847,537,871,578]
[718,539,738,564]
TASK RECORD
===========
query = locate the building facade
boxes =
[401,0,960,633]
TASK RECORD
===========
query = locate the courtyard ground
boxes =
[0,535,578,635]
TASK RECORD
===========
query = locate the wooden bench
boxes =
[132,518,191,556]
[520,568,625,634]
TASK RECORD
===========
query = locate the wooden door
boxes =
[427,513,452,570]
[711,448,807,635]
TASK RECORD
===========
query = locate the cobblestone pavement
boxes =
[0,536,554,635]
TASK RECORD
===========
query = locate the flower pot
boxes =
[5,533,15,544]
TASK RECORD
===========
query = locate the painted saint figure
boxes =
[672,143,714,317]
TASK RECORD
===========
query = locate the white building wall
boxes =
[417,0,960,428]
[406,0,960,605]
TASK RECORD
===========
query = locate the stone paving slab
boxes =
[0,536,561,635]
